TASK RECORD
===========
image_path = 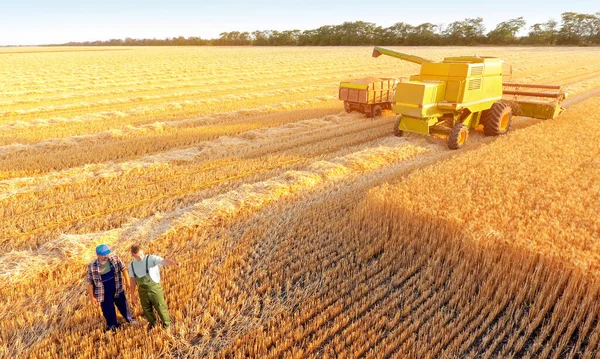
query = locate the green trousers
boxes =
[136,276,170,327]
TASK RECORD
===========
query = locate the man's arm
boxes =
[86,266,99,305]
[160,258,180,267]
[129,277,138,301]
[87,283,98,305]
[121,267,132,291]
[126,262,137,296]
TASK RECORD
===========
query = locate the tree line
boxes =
[57,12,600,47]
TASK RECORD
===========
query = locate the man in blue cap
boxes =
[86,244,137,331]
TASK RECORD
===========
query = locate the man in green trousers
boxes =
[128,244,180,329]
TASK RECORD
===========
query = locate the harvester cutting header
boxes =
[371,46,567,149]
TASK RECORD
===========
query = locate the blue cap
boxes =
[96,244,111,256]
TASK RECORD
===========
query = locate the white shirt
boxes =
[129,254,163,283]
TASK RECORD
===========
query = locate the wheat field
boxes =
[1,46,600,358]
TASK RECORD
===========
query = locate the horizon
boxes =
[1,0,597,46]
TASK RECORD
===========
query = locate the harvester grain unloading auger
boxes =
[372,47,568,149]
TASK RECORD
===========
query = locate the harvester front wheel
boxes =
[482,102,512,136]
[393,117,403,137]
[448,124,468,150]
[372,105,383,118]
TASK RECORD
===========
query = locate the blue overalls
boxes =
[100,262,133,330]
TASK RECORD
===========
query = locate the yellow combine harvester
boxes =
[372,47,568,149]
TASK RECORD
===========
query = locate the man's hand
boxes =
[90,296,99,306]
[130,290,138,306]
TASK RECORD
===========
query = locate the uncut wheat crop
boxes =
[1,46,600,359]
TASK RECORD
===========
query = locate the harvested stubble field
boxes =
[0,46,599,358]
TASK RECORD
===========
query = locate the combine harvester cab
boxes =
[372,46,568,149]
[339,77,399,118]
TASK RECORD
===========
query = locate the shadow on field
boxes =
[352,193,600,357]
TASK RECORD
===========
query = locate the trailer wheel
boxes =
[448,123,468,150]
[372,105,383,118]
[394,117,403,137]
[344,101,351,113]
[482,102,512,136]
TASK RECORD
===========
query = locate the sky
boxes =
[0,0,598,46]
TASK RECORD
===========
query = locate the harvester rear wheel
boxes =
[394,117,403,137]
[448,124,468,150]
[372,105,383,118]
[482,102,512,136]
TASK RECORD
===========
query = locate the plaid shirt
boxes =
[86,254,126,303]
